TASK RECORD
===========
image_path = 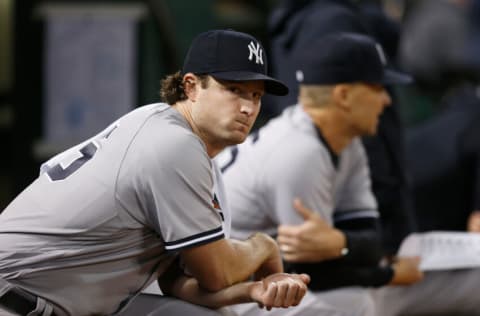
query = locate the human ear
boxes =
[183,73,198,101]
[332,84,351,111]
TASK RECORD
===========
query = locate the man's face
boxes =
[192,76,264,154]
[346,83,391,136]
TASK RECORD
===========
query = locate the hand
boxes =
[276,199,346,262]
[389,256,424,286]
[467,211,480,232]
[249,273,310,310]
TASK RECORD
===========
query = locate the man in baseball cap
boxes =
[220,32,423,316]
[295,32,411,86]
[182,29,288,96]
[0,29,307,316]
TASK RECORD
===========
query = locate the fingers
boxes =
[258,274,309,310]
[398,256,421,266]
[264,279,306,309]
[299,273,311,285]
[281,250,304,263]
[390,256,424,285]
[278,243,295,254]
[277,225,300,239]
[273,280,289,308]
[282,274,308,307]
[281,248,323,263]
[277,230,303,255]
[262,281,278,310]
[276,235,305,262]
[411,256,421,265]
[294,278,308,305]
[293,198,315,220]
[468,211,480,232]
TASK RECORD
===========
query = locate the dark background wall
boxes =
[0,0,278,209]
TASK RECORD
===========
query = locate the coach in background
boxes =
[219,32,423,316]
[0,29,309,316]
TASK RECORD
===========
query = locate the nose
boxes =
[382,89,392,107]
[240,97,260,117]
[240,102,255,116]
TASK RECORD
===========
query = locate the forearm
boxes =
[166,275,254,309]
[223,233,284,283]
[181,233,282,291]
[159,258,254,308]
[160,265,310,309]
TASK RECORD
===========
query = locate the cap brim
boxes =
[210,71,289,96]
[382,69,413,85]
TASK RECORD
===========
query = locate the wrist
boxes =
[332,229,348,258]
[246,280,263,304]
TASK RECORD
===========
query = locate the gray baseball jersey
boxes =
[218,104,378,240]
[0,103,229,316]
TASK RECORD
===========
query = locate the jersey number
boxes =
[46,142,98,181]
[45,124,118,181]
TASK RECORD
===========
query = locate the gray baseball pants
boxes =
[229,287,375,316]
[373,269,480,316]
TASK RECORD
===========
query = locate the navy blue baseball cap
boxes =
[182,29,289,96]
[295,32,412,85]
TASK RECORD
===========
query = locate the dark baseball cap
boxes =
[295,32,412,85]
[182,29,289,96]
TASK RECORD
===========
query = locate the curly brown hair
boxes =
[160,72,209,105]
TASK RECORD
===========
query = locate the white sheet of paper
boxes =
[397,231,480,271]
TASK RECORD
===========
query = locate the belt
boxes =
[0,287,57,316]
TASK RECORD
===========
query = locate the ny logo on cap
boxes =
[375,43,387,66]
[248,41,263,65]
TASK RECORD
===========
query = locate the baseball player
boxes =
[218,33,423,316]
[0,29,309,316]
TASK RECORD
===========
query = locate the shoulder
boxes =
[127,107,209,167]
[346,138,368,157]
[256,108,329,169]
[260,133,332,186]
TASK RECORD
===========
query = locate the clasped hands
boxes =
[250,272,310,310]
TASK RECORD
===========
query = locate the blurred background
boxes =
[1,0,480,220]
[0,0,279,209]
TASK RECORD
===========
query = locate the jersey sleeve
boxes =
[116,119,224,251]
[334,139,378,223]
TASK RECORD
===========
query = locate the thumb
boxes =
[299,273,311,284]
[293,198,316,220]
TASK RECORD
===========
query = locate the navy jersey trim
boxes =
[314,126,339,168]
[334,209,378,223]
[164,226,224,250]
[220,146,239,173]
